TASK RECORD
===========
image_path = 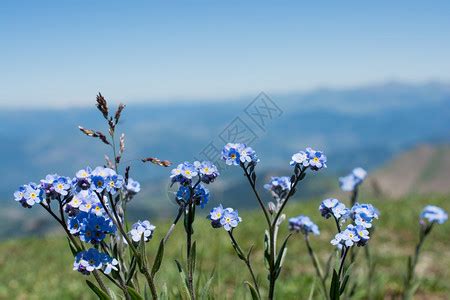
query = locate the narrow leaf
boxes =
[151,239,165,277]
[244,281,260,300]
[66,237,78,257]
[127,286,144,300]
[330,270,340,300]
[85,280,110,300]
[339,274,350,295]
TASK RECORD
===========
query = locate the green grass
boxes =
[1,195,449,299]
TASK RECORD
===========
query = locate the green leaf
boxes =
[200,273,214,300]
[339,274,350,295]
[126,256,138,285]
[343,262,354,278]
[127,286,144,300]
[274,234,291,279]
[244,281,260,300]
[151,239,165,277]
[175,260,190,293]
[246,245,254,262]
[85,280,110,300]
[66,237,78,257]
[330,270,340,300]
[139,234,147,268]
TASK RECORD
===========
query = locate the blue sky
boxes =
[1,1,450,108]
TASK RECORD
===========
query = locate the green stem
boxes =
[241,164,271,226]
[185,201,196,300]
[228,231,261,298]
[305,235,329,300]
[97,192,158,299]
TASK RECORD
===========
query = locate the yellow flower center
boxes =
[30,193,36,199]
[226,217,231,222]
[313,157,319,162]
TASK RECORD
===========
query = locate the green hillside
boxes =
[1,195,449,299]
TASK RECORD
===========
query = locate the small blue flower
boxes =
[264,176,291,199]
[14,185,31,208]
[76,167,92,179]
[23,183,44,206]
[339,167,367,192]
[40,174,59,194]
[420,205,448,224]
[290,151,308,167]
[53,176,71,196]
[195,161,220,184]
[222,143,242,165]
[209,205,225,227]
[222,143,258,166]
[319,198,349,220]
[129,220,156,242]
[193,184,210,208]
[91,166,116,178]
[73,248,116,275]
[73,248,103,275]
[220,209,242,231]
[170,162,198,184]
[70,211,116,244]
[209,205,242,230]
[289,215,320,236]
[91,176,106,192]
[105,174,124,195]
[126,178,141,194]
[100,253,119,274]
[354,225,370,246]
[176,185,191,202]
[351,203,379,225]
[305,147,327,171]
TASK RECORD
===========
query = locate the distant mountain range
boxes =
[1,81,450,238]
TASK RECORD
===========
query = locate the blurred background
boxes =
[2,1,450,299]
[1,1,450,238]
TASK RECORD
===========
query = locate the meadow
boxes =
[1,195,448,299]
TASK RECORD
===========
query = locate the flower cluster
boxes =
[67,211,116,244]
[324,200,379,248]
[129,220,156,243]
[319,198,349,220]
[73,248,118,275]
[331,224,369,247]
[420,205,448,224]
[176,184,210,208]
[170,160,218,209]
[351,203,379,228]
[289,215,320,236]
[221,143,258,166]
[290,147,327,171]
[264,176,291,199]
[208,205,242,231]
[171,161,220,185]
[339,167,367,192]
[14,167,134,212]
[14,183,44,208]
